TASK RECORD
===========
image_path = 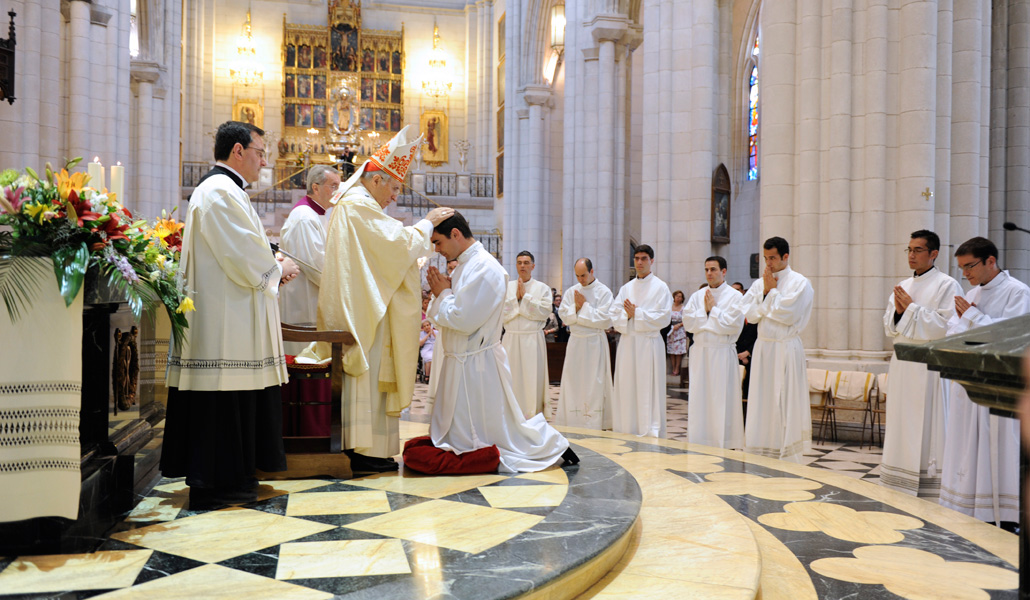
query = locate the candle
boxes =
[110,162,124,203]
[87,157,105,192]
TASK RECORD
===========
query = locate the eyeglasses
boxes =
[244,146,266,160]
[958,259,983,272]
[903,247,929,255]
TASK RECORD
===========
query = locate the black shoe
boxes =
[345,450,400,473]
[561,447,580,466]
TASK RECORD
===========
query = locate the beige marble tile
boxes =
[580,571,754,599]
[811,545,1018,600]
[759,502,923,544]
[347,471,507,499]
[0,550,153,594]
[152,480,188,495]
[346,499,543,554]
[568,437,635,454]
[286,490,391,516]
[700,472,823,501]
[744,519,819,600]
[110,507,336,563]
[276,539,411,579]
[399,420,430,441]
[254,479,332,502]
[616,451,725,474]
[515,465,569,485]
[478,484,567,508]
[124,496,186,522]
[92,563,332,600]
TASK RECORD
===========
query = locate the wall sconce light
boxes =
[0,10,16,105]
[550,3,565,54]
[230,10,263,87]
[422,25,452,99]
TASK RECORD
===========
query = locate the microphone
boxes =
[1003,222,1030,234]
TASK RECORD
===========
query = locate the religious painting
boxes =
[298,104,312,127]
[392,50,402,74]
[298,44,312,69]
[313,75,326,99]
[376,80,389,103]
[497,61,505,106]
[361,78,374,102]
[233,100,263,128]
[285,73,296,98]
[420,110,448,165]
[331,24,359,71]
[496,107,504,151]
[711,164,731,243]
[391,109,402,132]
[297,74,312,99]
[375,109,389,131]
[314,45,327,69]
[360,107,374,131]
[378,50,390,72]
[390,82,401,104]
[362,48,375,72]
[496,152,504,197]
[313,105,326,129]
[286,44,296,68]
[284,103,296,127]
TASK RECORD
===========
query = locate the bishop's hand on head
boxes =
[426,206,455,226]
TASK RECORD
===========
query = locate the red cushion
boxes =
[402,435,500,475]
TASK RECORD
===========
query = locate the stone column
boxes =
[523,85,550,259]
[131,63,160,218]
[17,0,41,168]
[66,0,93,165]
[949,0,986,247]
[91,4,113,164]
[1006,0,1030,281]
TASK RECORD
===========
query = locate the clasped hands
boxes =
[277,255,299,286]
[427,266,452,297]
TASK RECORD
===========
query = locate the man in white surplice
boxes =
[278,165,340,354]
[610,245,672,437]
[426,212,575,473]
[941,237,1030,524]
[880,230,961,498]
[555,257,614,430]
[740,237,814,462]
[502,250,552,418]
[682,256,745,449]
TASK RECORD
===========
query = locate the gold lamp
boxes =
[230,10,263,87]
[422,25,452,98]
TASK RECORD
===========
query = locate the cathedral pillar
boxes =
[66,0,93,165]
[523,85,555,280]
[758,0,797,250]
[17,0,41,168]
[131,64,160,218]
[949,0,988,247]
[1005,0,1030,281]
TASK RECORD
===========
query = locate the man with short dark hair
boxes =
[426,212,575,471]
[682,256,745,449]
[941,236,1030,524]
[739,237,814,462]
[880,230,961,499]
[162,121,301,509]
[610,245,672,437]
[555,257,614,429]
[502,250,552,418]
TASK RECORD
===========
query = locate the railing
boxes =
[425,172,457,196]
[250,165,309,215]
[471,175,494,198]
[181,161,210,187]
[476,231,502,260]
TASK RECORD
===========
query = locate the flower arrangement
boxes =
[0,158,192,346]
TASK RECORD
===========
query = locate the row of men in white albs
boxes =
[280,165,1028,526]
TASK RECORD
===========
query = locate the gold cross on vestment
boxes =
[921,187,933,201]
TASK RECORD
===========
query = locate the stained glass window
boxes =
[747,34,759,181]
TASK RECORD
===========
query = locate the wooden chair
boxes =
[259,323,356,480]
[864,373,888,448]
[808,368,834,442]
[820,371,875,444]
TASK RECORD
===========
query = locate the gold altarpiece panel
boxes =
[279,1,405,167]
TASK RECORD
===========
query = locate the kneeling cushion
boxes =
[402,435,500,475]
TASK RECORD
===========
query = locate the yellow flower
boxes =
[176,296,196,314]
[56,169,88,200]
[23,202,51,224]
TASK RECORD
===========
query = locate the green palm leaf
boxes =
[0,252,51,321]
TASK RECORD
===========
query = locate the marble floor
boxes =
[0,386,1016,599]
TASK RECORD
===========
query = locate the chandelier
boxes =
[230,11,263,87]
[421,25,452,99]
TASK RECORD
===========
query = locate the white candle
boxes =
[110,162,124,204]
[87,157,105,192]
